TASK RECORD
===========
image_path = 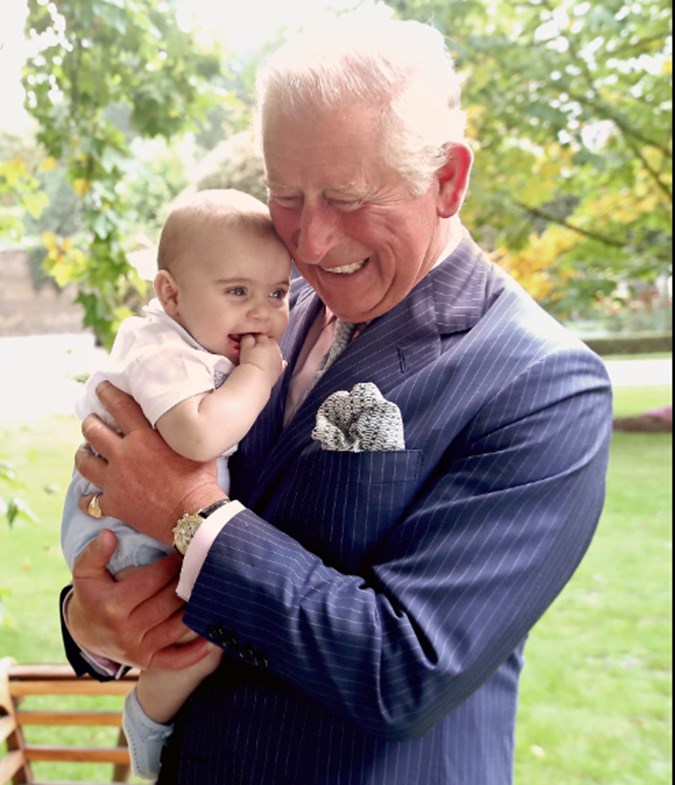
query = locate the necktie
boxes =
[285,316,360,424]
[314,319,359,383]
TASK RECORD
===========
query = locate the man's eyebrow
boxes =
[324,187,365,199]
[265,182,298,193]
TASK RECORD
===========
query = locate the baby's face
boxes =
[172,228,291,362]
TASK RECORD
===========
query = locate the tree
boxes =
[22,0,222,346]
[0,132,49,244]
[390,0,672,320]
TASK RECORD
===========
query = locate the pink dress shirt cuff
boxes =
[61,589,128,679]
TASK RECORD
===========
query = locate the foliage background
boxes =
[403,0,673,313]
[0,0,671,345]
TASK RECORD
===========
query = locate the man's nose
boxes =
[294,203,339,264]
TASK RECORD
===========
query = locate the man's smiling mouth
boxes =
[323,259,368,275]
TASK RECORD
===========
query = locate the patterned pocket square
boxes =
[312,382,405,452]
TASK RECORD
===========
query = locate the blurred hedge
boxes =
[582,332,672,356]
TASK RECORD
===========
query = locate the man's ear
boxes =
[436,142,474,218]
[154,269,180,318]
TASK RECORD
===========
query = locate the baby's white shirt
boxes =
[77,298,236,458]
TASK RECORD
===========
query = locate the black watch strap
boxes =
[173,498,230,555]
[198,499,231,519]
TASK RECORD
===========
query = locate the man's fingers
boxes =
[144,609,192,653]
[74,442,108,489]
[125,551,183,596]
[80,414,119,464]
[131,571,186,634]
[149,631,213,672]
[96,381,149,433]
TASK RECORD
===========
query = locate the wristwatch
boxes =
[172,499,230,555]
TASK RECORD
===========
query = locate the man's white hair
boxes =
[255,5,467,195]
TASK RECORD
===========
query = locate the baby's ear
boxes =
[154,269,180,317]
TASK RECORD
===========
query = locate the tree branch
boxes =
[513,200,626,247]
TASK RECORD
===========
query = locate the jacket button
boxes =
[207,625,237,648]
[206,624,225,643]
[254,653,270,669]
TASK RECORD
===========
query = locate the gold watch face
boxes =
[173,513,203,555]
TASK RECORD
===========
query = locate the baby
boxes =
[60,188,292,779]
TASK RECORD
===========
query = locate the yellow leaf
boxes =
[41,230,57,251]
[494,224,579,302]
[40,156,59,172]
[73,178,91,196]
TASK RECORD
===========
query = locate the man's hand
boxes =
[68,530,211,670]
[75,381,224,544]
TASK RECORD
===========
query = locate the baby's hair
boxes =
[157,189,279,273]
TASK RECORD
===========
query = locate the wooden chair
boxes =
[0,658,139,785]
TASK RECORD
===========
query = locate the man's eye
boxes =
[331,199,363,212]
[271,195,302,208]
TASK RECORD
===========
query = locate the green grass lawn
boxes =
[0,379,671,783]
[612,385,671,419]
[514,429,672,784]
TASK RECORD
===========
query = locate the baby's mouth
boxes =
[228,332,263,352]
[228,334,243,354]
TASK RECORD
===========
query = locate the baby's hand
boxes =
[239,334,286,388]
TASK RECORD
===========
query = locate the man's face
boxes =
[263,103,451,324]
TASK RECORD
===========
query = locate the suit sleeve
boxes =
[182,346,612,740]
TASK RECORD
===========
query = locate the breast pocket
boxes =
[275,449,423,571]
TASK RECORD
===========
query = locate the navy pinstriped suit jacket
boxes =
[64,231,613,784]
[155,232,613,784]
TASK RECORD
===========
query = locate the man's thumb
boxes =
[73,529,117,577]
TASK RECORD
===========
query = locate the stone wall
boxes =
[0,248,85,336]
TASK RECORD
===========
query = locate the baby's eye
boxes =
[270,288,289,301]
[226,286,247,297]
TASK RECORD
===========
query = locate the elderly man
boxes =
[61,9,612,784]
